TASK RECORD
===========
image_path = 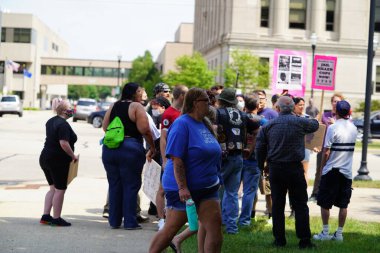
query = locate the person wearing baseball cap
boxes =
[153,82,171,100]
[313,100,357,242]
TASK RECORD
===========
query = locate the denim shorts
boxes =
[190,184,220,208]
[165,191,186,211]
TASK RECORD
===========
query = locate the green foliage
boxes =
[68,85,112,100]
[162,52,216,89]
[127,50,161,97]
[181,217,380,252]
[224,49,270,91]
[355,100,380,112]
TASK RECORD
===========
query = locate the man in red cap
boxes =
[313,100,357,242]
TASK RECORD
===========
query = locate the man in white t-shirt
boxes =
[313,100,357,242]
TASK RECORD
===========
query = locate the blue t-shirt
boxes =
[258,108,278,120]
[162,114,222,191]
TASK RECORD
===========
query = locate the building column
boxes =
[272,0,289,38]
[311,0,326,36]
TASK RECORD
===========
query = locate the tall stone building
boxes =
[194,0,379,107]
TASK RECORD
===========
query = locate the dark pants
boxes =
[102,138,145,228]
[269,162,311,244]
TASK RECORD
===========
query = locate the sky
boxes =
[1,0,194,61]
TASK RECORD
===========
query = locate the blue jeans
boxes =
[102,138,145,228]
[238,160,260,225]
[219,154,243,234]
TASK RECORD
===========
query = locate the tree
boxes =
[355,100,380,112]
[162,52,216,89]
[127,50,161,97]
[224,49,270,91]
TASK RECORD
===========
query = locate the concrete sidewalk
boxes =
[1,176,380,253]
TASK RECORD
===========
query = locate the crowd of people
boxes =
[38,82,357,252]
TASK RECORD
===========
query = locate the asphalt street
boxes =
[0,110,379,253]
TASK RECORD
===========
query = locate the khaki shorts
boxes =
[259,173,271,195]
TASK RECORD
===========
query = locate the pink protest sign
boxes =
[312,55,337,90]
[272,49,307,97]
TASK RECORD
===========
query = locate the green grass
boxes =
[355,141,380,150]
[180,217,380,253]
[308,179,380,189]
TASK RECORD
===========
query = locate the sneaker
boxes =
[50,217,71,227]
[102,209,109,219]
[40,214,53,225]
[313,231,332,241]
[308,195,317,202]
[157,218,165,231]
[136,214,149,223]
[331,231,343,241]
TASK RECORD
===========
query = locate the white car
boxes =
[0,95,23,117]
[73,98,98,122]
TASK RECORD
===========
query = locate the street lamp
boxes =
[120,68,125,86]
[117,54,122,96]
[354,0,376,181]
[310,33,318,98]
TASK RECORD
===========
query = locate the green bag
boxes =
[103,116,124,149]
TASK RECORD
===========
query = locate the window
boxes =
[0,61,4,73]
[289,0,307,29]
[84,67,94,76]
[326,0,335,31]
[261,0,270,27]
[13,28,31,43]
[74,67,84,76]
[1,28,5,42]
[65,66,75,75]
[376,66,380,93]
[375,0,380,32]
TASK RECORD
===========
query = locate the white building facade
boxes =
[193,0,380,107]
[0,12,69,108]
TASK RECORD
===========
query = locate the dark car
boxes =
[87,110,106,128]
[353,111,380,140]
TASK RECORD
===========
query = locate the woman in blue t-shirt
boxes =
[149,88,223,253]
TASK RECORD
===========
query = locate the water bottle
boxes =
[186,199,198,231]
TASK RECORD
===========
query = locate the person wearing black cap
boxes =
[313,100,357,242]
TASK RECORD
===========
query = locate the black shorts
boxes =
[190,184,220,209]
[317,169,352,209]
[39,152,70,190]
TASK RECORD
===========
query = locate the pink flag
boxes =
[5,60,20,72]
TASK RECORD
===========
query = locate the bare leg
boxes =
[156,184,165,219]
[43,185,55,215]
[172,227,197,253]
[52,188,66,218]
[197,223,205,253]
[321,207,330,225]
[338,208,347,227]
[149,209,187,253]
[197,199,223,253]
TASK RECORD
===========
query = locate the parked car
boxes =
[353,111,380,140]
[88,110,106,128]
[73,98,98,122]
[98,101,112,111]
[0,95,23,117]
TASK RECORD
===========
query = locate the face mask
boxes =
[237,101,245,111]
[65,109,74,118]
[152,109,161,117]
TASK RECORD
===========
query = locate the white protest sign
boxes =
[142,160,161,205]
